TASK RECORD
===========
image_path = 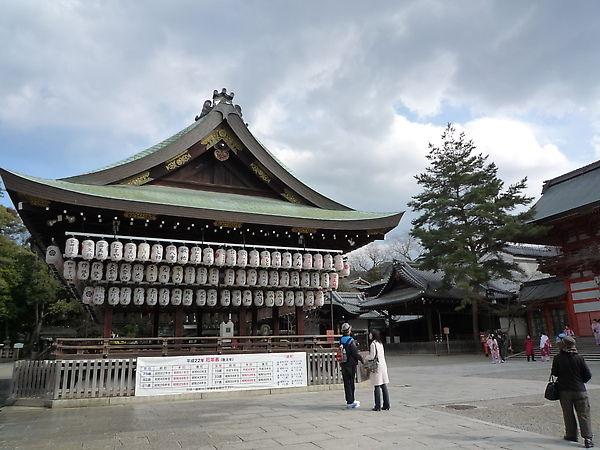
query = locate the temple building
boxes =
[0,89,403,339]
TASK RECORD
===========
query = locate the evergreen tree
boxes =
[408,124,544,344]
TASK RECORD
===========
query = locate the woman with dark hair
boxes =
[367,329,390,411]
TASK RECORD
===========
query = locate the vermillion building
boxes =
[0,89,403,339]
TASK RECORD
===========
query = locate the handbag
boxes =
[364,343,379,373]
[544,374,559,401]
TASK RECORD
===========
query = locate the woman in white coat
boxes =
[367,329,390,411]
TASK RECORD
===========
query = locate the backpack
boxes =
[336,336,354,363]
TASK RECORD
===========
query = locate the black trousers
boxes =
[341,365,357,405]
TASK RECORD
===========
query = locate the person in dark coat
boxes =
[496,332,506,362]
[339,323,364,408]
[551,336,594,448]
[524,334,536,362]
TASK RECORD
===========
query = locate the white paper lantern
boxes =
[158,265,170,283]
[290,271,300,287]
[311,272,321,288]
[110,241,123,261]
[302,253,313,270]
[76,261,90,281]
[231,290,242,307]
[93,286,105,305]
[320,272,330,289]
[315,290,325,307]
[235,269,247,286]
[190,246,202,264]
[305,291,315,307]
[146,288,158,306]
[258,270,269,286]
[96,240,109,260]
[172,266,184,284]
[137,242,150,261]
[123,243,137,262]
[249,249,260,267]
[108,287,120,305]
[292,252,303,269]
[207,289,218,307]
[82,286,94,305]
[120,287,132,305]
[269,270,279,287]
[339,260,351,277]
[323,254,334,270]
[208,268,219,285]
[247,269,258,286]
[271,251,282,268]
[242,290,253,306]
[260,250,271,268]
[202,247,214,265]
[224,268,235,286]
[183,289,194,306]
[294,291,304,307]
[106,262,119,282]
[226,248,237,267]
[285,291,295,307]
[165,245,177,263]
[81,240,95,260]
[90,262,104,281]
[220,289,231,306]
[214,248,226,266]
[177,246,189,264]
[46,246,64,267]
[275,290,284,307]
[282,252,292,269]
[265,290,275,307]
[132,264,144,282]
[145,264,158,282]
[184,266,196,284]
[313,253,323,270]
[279,271,290,287]
[300,272,311,288]
[330,272,339,290]
[65,237,79,258]
[172,288,182,306]
[334,255,344,272]
[151,243,164,262]
[254,290,264,307]
[237,249,248,267]
[159,288,170,306]
[133,287,145,305]
[196,267,208,284]
[195,289,207,306]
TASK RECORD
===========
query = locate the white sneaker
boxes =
[347,401,360,408]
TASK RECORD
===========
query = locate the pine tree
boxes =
[408,124,544,344]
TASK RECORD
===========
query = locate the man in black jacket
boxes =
[551,335,594,448]
[339,323,364,408]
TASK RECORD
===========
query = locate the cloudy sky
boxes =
[1,0,599,235]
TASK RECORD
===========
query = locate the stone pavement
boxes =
[1,354,599,449]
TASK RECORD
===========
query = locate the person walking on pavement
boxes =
[592,319,600,345]
[486,333,500,364]
[540,332,552,362]
[496,332,506,362]
[366,329,390,411]
[524,334,536,362]
[551,335,594,448]
[339,323,364,408]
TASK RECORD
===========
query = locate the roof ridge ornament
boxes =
[195,88,243,121]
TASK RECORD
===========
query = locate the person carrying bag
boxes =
[367,329,390,411]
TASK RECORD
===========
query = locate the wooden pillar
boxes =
[174,305,184,338]
[387,310,394,344]
[295,306,305,336]
[103,305,113,338]
[426,310,434,341]
[238,307,247,337]
[196,309,203,336]
[153,304,160,338]
[273,306,280,335]
[252,308,258,336]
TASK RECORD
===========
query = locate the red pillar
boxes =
[273,306,280,335]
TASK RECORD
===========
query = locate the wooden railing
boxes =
[9,352,345,402]
[51,335,340,359]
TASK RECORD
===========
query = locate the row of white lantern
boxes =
[82,286,325,308]
[61,260,341,289]
[61,239,349,272]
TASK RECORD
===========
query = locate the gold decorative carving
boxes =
[213,220,242,229]
[120,172,152,186]
[367,228,387,236]
[18,194,51,207]
[282,189,303,204]
[123,212,157,220]
[250,162,271,183]
[201,125,243,154]
[292,227,317,234]
[165,151,192,171]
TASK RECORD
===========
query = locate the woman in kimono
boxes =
[540,332,552,362]
[486,334,500,364]
[591,319,600,345]
[367,329,390,411]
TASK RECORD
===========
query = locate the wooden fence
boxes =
[9,351,345,402]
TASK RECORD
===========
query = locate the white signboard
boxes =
[135,352,307,397]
